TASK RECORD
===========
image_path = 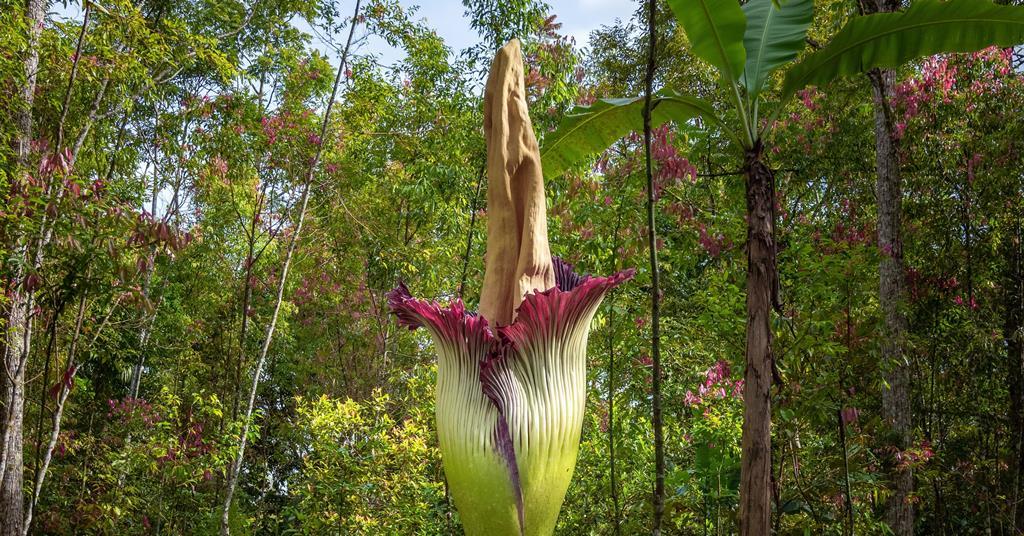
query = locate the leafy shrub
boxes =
[287,374,448,534]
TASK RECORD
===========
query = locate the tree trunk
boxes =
[129,166,162,399]
[231,181,267,420]
[1,1,47,534]
[739,144,776,536]
[608,206,624,535]
[0,302,30,536]
[220,182,311,535]
[870,65,914,536]
[641,0,665,533]
[1005,216,1023,533]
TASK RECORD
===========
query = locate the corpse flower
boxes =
[387,40,632,536]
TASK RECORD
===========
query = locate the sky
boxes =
[410,0,636,50]
[54,1,639,68]
[348,0,638,66]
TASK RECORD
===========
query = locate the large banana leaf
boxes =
[667,0,747,83]
[539,92,731,180]
[741,0,814,98]
[781,0,1024,102]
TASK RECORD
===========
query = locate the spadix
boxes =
[388,40,631,536]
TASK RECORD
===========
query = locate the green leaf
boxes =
[781,0,1024,102]
[741,0,814,98]
[539,92,731,180]
[667,0,747,83]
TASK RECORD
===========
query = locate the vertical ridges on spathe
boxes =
[387,263,634,535]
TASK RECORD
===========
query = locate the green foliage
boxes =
[462,0,550,67]
[740,0,814,99]
[287,373,447,534]
[781,0,1024,101]
[38,389,234,534]
[666,0,747,83]
[540,91,727,180]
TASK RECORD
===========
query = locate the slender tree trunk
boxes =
[4,0,94,481]
[860,5,913,535]
[739,144,776,536]
[1,2,47,533]
[606,301,622,535]
[0,303,31,536]
[869,63,914,536]
[233,240,255,419]
[839,408,855,536]
[606,204,622,532]
[130,103,188,399]
[220,175,312,536]
[1005,216,1023,534]
[29,302,62,509]
[607,206,624,535]
[23,291,84,535]
[129,165,162,398]
[219,2,361,532]
[457,165,485,300]
[641,0,664,533]
[231,181,267,420]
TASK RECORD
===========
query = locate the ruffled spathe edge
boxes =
[499,262,634,349]
[385,282,494,345]
[386,258,634,347]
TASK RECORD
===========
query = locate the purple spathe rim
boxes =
[385,258,633,344]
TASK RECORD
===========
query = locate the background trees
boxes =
[0,0,1021,534]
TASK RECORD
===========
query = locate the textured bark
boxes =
[641,0,665,532]
[0,303,29,536]
[739,145,775,536]
[12,0,45,169]
[1,1,47,534]
[478,39,554,328]
[861,5,912,534]
[870,65,914,536]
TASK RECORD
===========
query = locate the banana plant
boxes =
[538,0,1024,533]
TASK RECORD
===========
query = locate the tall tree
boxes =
[640,0,666,533]
[1007,214,1024,533]
[1,1,48,533]
[864,0,913,532]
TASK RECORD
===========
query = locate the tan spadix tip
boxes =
[478,39,555,327]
